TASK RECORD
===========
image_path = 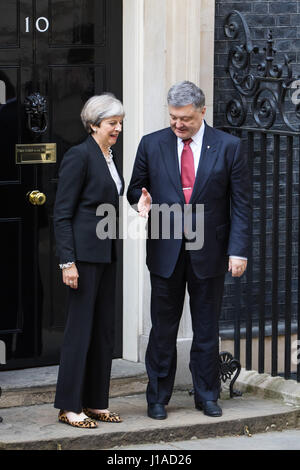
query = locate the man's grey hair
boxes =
[81,93,125,134]
[167,81,205,110]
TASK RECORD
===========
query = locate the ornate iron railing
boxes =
[220,10,300,382]
[224,9,300,133]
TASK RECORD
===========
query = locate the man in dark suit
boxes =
[127,81,251,419]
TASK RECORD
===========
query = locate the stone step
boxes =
[0,359,148,409]
[0,391,299,450]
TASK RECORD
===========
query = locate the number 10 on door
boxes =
[25,17,49,33]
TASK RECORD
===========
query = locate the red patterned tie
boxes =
[181,138,195,203]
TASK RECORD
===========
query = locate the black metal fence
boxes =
[219,11,300,381]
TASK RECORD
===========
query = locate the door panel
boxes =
[0,0,19,47]
[1,219,22,331]
[49,0,106,46]
[0,67,20,181]
[48,65,105,149]
[0,0,123,370]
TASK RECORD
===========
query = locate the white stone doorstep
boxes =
[236,369,300,407]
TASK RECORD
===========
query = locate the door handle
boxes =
[27,190,47,206]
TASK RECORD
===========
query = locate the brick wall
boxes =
[214,1,300,333]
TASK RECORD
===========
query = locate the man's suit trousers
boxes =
[54,261,116,413]
[146,242,225,406]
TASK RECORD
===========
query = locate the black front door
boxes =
[0,0,123,370]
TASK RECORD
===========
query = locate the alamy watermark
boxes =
[0,340,6,364]
[292,340,300,366]
[291,80,300,105]
[96,202,205,250]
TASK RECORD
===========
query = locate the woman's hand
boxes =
[62,263,79,289]
[137,187,152,218]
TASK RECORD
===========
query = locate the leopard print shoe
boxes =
[58,410,98,428]
[83,408,123,423]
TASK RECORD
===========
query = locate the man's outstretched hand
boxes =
[137,187,152,218]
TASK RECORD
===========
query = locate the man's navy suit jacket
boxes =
[54,135,124,265]
[127,123,251,279]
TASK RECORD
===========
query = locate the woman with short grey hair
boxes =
[53,93,125,428]
[81,93,125,134]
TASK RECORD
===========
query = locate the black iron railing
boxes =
[221,127,299,381]
[219,10,300,382]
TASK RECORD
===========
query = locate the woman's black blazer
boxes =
[53,135,124,264]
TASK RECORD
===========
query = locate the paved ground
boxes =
[109,428,300,451]
[0,360,146,390]
[0,391,299,450]
[2,361,300,452]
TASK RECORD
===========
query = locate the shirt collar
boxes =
[178,120,205,146]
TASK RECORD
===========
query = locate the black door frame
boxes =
[0,0,123,370]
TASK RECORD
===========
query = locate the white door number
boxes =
[25,17,50,33]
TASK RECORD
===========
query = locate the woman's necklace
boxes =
[102,147,113,164]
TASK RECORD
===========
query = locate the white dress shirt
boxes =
[105,153,123,195]
[177,122,246,262]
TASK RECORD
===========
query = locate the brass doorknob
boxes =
[27,190,46,206]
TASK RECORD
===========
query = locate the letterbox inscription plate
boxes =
[16,143,56,164]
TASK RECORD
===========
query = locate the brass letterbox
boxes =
[16,143,56,164]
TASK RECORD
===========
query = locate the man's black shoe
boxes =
[147,403,167,420]
[195,401,222,417]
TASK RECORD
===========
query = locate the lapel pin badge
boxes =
[207,145,210,149]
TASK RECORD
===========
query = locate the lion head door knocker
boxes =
[24,92,48,135]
